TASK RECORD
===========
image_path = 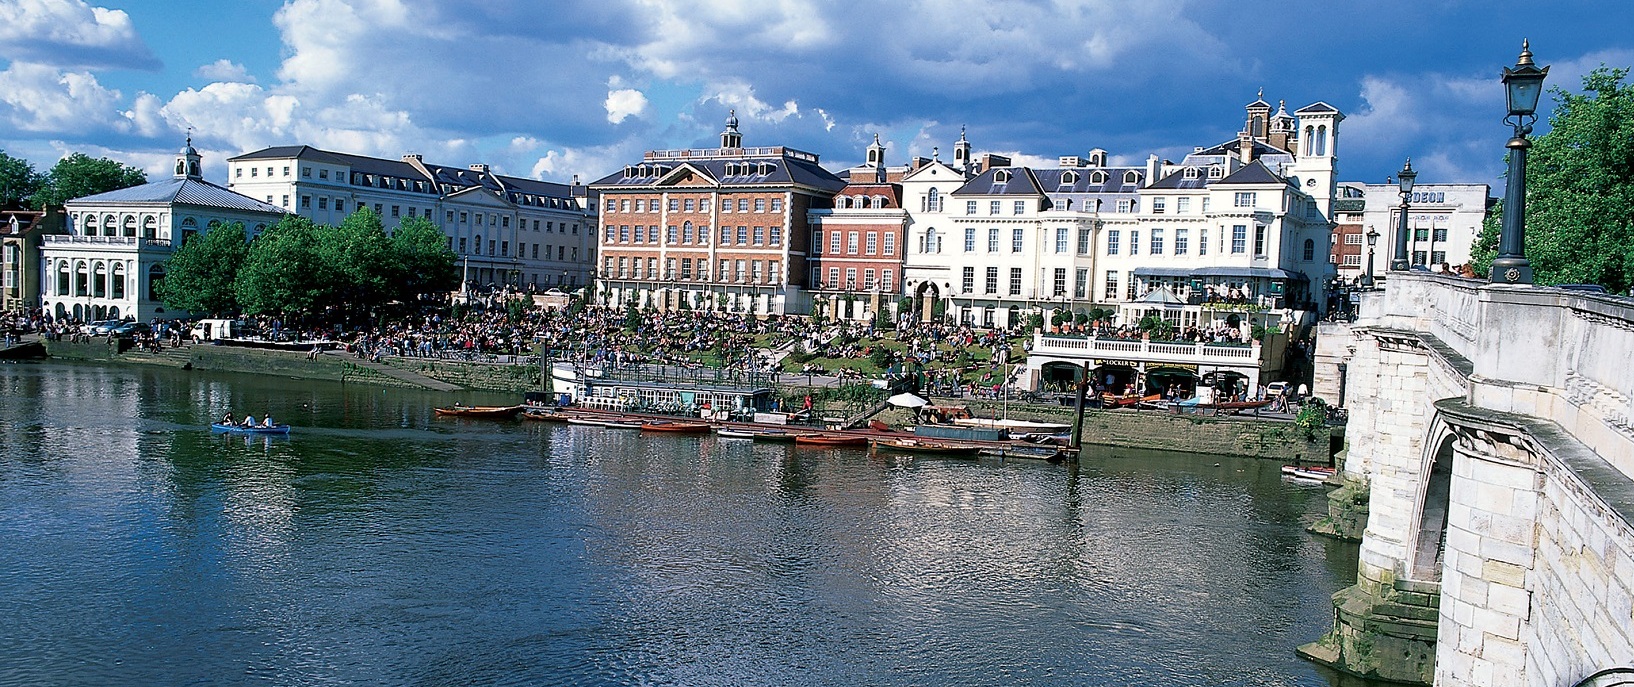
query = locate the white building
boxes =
[226,146,596,290]
[1357,182,1491,278]
[39,141,285,322]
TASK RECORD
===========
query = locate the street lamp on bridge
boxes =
[1361,228,1379,289]
[1390,159,1416,271]
[1491,39,1549,285]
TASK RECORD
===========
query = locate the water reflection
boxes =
[0,361,1376,686]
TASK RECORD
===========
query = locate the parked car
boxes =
[109,322,151,338]
[81,320,123,336]
[1265,381,1291,399]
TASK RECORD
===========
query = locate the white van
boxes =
[190,318,247,341]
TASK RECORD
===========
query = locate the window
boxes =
[1233,192,1256,208]
[1077,228,1090,255]
[501,241,509,257]
[282,195,289,207]
[847,232,859,254]
[1116,199,1132,213]
[1012,228,1024,253]
[827,267,839,288]
[684,198,695,212]
[989,200,1001,215]
[319,169,328,179]
[1150,229,1165,254]
[1152,197,1166,214]
[283,166,290,177]
[964,228,976,252]
[1105,271,1119,300]
[863,269,876,290]
[1432,250,1446,265]
[753,261,764,283]
[1013,200,1025,215]
[987,227,1000,252]
[770,198,782,212]
[1433,227,1448,242]
[753,226,765,245]
[883,233,895,255]
[1254,225,1267,256]
[1107,230,1120,255]
[962,267,974,293]
[924,189,941,212]
[1176,197,1190,214]
[1202,198,1210,213]
[830,230,842,253]
[603,225,614,242]
[459,237,468,253]
[1414,228,1430,241]
[1200,228,1209,255]
[302,167,311,178]
[1303,238,1315,261]
[1129,230,1140,255]
[769,226,782,245]
[236,168,243,178]
[682,258,693,279]
[737,199,748,212]
[669,198,680,211]
[1412,250,1428,266]
[533,244,540,259]
[1344,233,1363,245]
[300,195,311,208]
[812,229,823,254]
[1231,225,1247,253]
[736,226,748,244]
[666,226,678,244]
[966,200,977,215]
[318,197,328,210]
[1053,268,1067,297]
[925,229,939,253]
[720,225,731,244]
[1008,268,1022,296]
[866,232,878,255]
[1074,268,1088,298]
[750,198,764,213]
[620,199,630,212]
[489,240,496,256]
[1175,229,1189,255]
[1342,254,1362,266]
[985,267,998,294]
[619,225,630,242]
[882,270,894,292]
[735,260,746,282]
[1055,228,1068,253]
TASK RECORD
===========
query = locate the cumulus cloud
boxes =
[0,61,126,133]
[605,88,648,124]
[195,59,254,83]
[0,0,160,70]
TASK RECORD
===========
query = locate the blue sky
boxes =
[2,0,1632,192]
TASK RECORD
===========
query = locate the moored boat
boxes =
[521,408,567,421]
[211,422,291,435]
[716,428,757,439]
[642,420,711,433]
[601,420,643,430]
[434,404,524,419]
[794,433,868,447]
[1282,464,1336,481]
[870,437,980,457]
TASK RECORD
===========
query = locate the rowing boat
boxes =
[716,428,757,439]
[433,404,524,418]
[521,408,567,422]
[794,433,868,447]
[642,421,711,433]
[211,422,291,435]
[871,437,980,457]
[1282,464,1336,481]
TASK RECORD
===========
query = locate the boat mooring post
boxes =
[1071,361,1090,449]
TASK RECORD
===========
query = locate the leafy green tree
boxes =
[29,153,147,210]
[0,150,42,209]
[319,208,394,314]
[237,216,327,317]
[388,215,457,302]
[163,222,249,315]
[1472,67,1634,292]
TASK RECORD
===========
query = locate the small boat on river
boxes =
[716,428,757,439]
[794,433,869,447]
[521,408,567,422]
[434,404,524,419]
[1282,464,1336,481]
[211,422,291,435]
[871,437,980,457]
[642,420,711,433]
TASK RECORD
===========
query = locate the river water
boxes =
[0,361,1379,686]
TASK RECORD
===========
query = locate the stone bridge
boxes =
[1305,271,1634,686]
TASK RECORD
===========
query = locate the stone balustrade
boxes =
[1031,332,1262,363]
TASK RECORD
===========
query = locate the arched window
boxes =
[74,261,89,296]
[1090,171,1108,185]
[82,214,97,236]
[1303,238,1315,261]
[102,214,115,236]
[1302,125,1315,155]
[207,219,222,232]
[837,197,850,209]
[175,159,186,176]
[1315,125,1328,156]
[122,215,136,237]
[179,217,198,246]
[111,263,126,299]
[142,216,157,239]
[147,265,165,302]
[92,262,107,298]
[925,187,940,212]
[1183,167,1199,179]
[872,196,885,208]
[473,234,481,254]
[1124,171,1139,184]
[994,169,1011,183]
[1062,171,1078,184]
[56,261,69,296]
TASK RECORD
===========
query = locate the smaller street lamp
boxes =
[1390,160,1416,271]
[1362,228,1380,288]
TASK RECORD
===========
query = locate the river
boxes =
[0,361,1381,686]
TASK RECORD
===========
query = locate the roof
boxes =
[70,177,285,214]
[588,152,845,193]
[230,145,580,203]
[1135,286,1187,306]
[1212,160,1285,186]
[1145,168,1213,190]
[1193,137,1292,159]
[1032,167,1144,194]
[1294,101,1340,115]
[951,167,1045,196]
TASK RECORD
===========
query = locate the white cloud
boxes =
[605,88,649,124]
[195,59,254,83]
[0,0,159,70]
[0,61,126,133]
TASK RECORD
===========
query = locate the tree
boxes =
[237,216,328,317]
[318,208,394,315]
[29,153,147,210]
[163,222,249,315]
[389,215,458,303]
[0,150,42,209]
[1472,67,1634,292]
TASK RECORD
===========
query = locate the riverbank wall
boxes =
[955,399,1332,462]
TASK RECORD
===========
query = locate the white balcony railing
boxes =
[1032,332,1262,364]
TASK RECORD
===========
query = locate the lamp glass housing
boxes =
[1366,230,1379,247]
[1504,69,1547,117]
[1398,164,1417,194]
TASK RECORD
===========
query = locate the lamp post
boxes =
[1492,39,1549,285]
[1390,159,1416,271]
[1361,228,1379,288]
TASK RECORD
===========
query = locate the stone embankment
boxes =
[955,399,1333,462]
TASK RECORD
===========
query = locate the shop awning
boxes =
[1191,267,1307,281]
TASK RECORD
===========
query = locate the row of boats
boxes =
[433,404,986,457]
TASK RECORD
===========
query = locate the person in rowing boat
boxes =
[221,411,235,426]
[241,414,258,427]
[262,414,275,428]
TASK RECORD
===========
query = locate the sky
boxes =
[2,0,1632,192]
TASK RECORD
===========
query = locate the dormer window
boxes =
[994,169,1011,183]
[1062,170,1078,184]
[1183,167,1199,180]
[1123,171,1139,184]
[1090,171,1108,185]
[624,166,635,178]
[1208,166,1224,179]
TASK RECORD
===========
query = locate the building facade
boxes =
[806,135,908,323]
[2,209,64,312]
[1330,183,1368,281]
[587,112,846,315]
[1357,182,1491,279]
[226,146,595,290]
[39,142,286,322]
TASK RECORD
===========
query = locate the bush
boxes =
[1295,398,1329,440]
[869,346,893,370]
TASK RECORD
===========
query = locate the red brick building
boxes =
[807,135,909,323]
[588,112,845,314]
[1330,185,1367,283]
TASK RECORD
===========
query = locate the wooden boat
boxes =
[1282,464,1336,481]
[434,404,524,418]
[601,420,644,430]
[1101,393,1161,408]
[716,428,757,439]
[749,429,798,442]
[211,422,291,435]
[871,437,980,457]
[521,408,567,422]
[794,433,869,447]
[642,420,711,433]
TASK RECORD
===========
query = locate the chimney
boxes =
[1237,132,1253,164]
[572,174,581,186]
[1145,154,1160,188]
[402,153,422,163]
[469,163,490,174]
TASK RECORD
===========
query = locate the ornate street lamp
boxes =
[1390,159,1416,271]
[1491,39,1549,284]
[1362,228,1379,288]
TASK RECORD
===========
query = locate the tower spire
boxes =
[720,109,742,148]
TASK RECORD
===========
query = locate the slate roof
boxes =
[588,153,845,193]
[1031,167,1144,194]
[71,177,286,214]
[229,146,579,204]
[1145,168,1213,190]
[951,167,1045,196]
[1193,137,1293,159]
[1212,160,1286,186]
